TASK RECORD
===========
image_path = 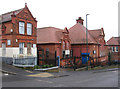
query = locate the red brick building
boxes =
[37,17,108,66]
[69,17,108,63]
[37,27,71,65]
[107,37,120,61]
[0,4,37,57]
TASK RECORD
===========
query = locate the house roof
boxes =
[37,27,63,44]
[107,37,120,45]
[1,8,23,22]
[69,23,98,44]
[0,3,37,23]
[89,28,104,39]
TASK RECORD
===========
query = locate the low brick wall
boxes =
[98,56,108,62]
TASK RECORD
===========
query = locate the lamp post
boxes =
[86,14,90,70]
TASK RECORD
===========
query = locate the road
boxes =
[1,63,119,88]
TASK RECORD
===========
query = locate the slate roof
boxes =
[69,23,98,44]
[37,27,63,44]
[0,8,23,23]
[107,37,120,45]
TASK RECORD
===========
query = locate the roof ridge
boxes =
[1,8,23,15]
[38,26,63,30]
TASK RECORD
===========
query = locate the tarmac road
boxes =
[1,63,119,88]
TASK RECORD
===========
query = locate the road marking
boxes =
[27,72,54,77]
[4,73,9,76]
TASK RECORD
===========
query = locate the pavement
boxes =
[1,63,119,78]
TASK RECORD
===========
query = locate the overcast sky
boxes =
[0,0,119,41]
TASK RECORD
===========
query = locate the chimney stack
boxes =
[76,17,84,25]
[25,3,27,7]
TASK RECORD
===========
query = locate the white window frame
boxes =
[27,23,32,35]
[112,47,115,52]
[7,40,11,45]
[19,43,24,54]
[19,22,25,34]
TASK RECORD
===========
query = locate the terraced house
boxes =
[0,3,37,58]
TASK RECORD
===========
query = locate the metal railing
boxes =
[13,57,37,67]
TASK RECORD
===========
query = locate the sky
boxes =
[0,0,119,41]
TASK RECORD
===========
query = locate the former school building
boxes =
[0,4,37,58]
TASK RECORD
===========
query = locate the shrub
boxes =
[42,64,54,68]
[34,65,40,69]
[42,65,46,68]
[49,64,54,67]
[46,64,49,68]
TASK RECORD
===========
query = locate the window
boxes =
[116,47,118,52]
[27,23,32,35]
[46,48,49,57]
[112,47,115,52]
[19,43,24,54]
[33,44,36,48]
[70,49,73,57]
[27,43,32,55]
[62,50,65,58]
[63,41,65,50]
[7,40,11,45]
[19,22,25,34]
[66,41,69,50]
[93,50,96,54]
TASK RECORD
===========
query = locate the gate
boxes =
[81,53,90,64]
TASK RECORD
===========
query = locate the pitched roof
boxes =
[37,27,63,44]
[1,8,23,22]
[89,28,104,39]
[107,37,120,45]
[69,23,97,44]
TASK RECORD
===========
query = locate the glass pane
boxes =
[27,23,32,35]
[116,47,118,51]
[19,22,24,34]
[19,43,24,54]
[7,40,11,45]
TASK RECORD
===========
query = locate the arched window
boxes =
[63,41,65,50]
